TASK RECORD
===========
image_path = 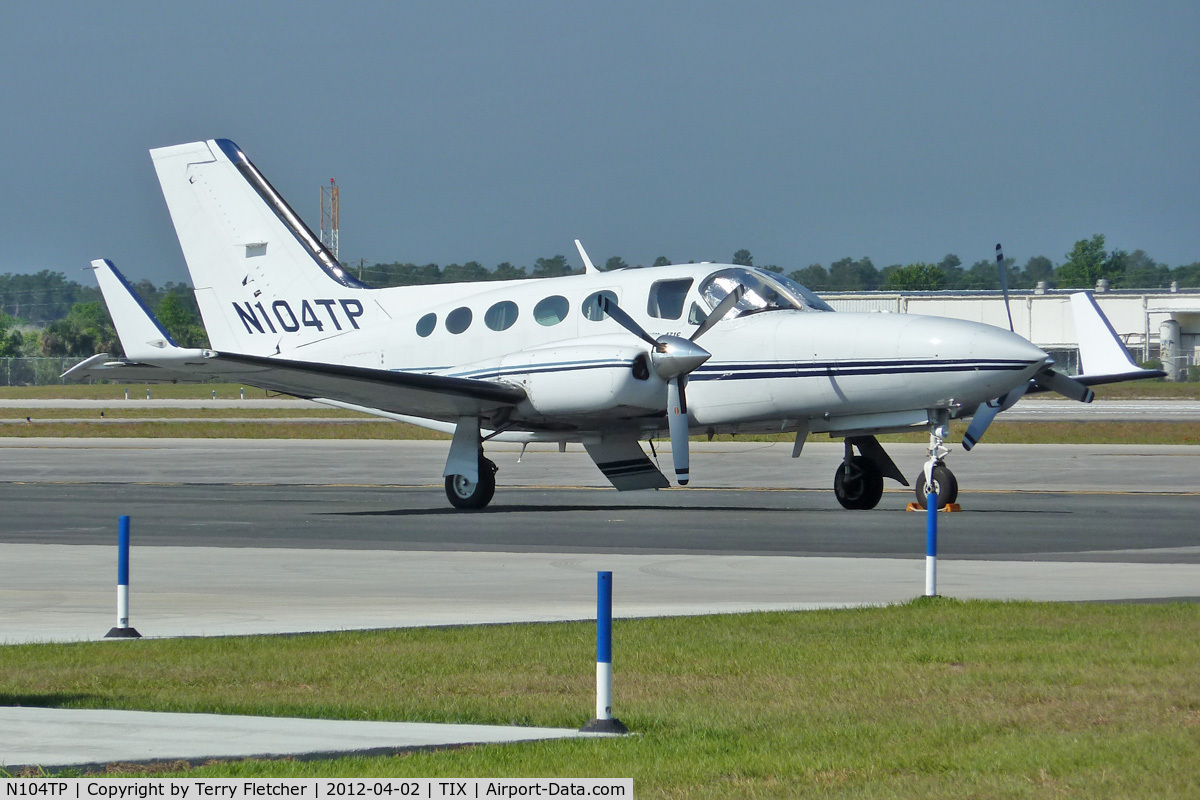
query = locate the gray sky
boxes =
[3,1,1198,285]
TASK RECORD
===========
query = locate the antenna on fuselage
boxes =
[575,239,600,274]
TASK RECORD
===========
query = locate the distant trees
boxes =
[2,233,1198,358]
[884,262,944,291]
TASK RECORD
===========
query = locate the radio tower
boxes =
[320,178,339,261]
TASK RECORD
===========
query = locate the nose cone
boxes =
[902,315,1049,403]
[652,335,711,379]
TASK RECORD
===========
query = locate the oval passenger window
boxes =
[485,301,519,331]
[534,295,569,326]
[445,307,473,334]
[416,313,437,337]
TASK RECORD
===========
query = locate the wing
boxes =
[205,352,524,420]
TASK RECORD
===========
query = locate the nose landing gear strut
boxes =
[915,410,958,509]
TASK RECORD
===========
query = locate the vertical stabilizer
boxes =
[150,139,375,356]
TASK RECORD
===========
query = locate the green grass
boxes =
[5,601,1200,796]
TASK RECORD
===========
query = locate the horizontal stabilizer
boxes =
[1070,292,1160,382]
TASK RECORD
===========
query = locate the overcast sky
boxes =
[3,1,1198,285]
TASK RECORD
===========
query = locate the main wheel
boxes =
[914,463,958,509]
[833,456,884,510]
[445,456,497,510]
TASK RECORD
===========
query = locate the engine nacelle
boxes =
[455,339,664,419]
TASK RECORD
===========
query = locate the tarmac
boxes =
[3,435,1199,773]
[1,707,607,773]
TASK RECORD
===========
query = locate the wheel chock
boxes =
[905,502,962,512]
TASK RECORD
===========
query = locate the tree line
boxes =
[2,234,1197,358]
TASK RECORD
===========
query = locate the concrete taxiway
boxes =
[2,707,603,772]
[2,437,1198,771]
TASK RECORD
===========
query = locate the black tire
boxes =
[833,455,884,510]
[915,463,958,509]
[445,456,497,510]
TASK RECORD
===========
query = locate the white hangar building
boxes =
[823,285,1200,380]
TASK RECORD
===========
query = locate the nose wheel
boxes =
[914,462,958,509]
[916,410,958,509]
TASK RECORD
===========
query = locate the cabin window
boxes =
[484,301,519,331]
[445,306,473,334]
[647,278,693,320]
[687,303,708,326]
[534,295,569,326]
[582,290,618,321]
[416,313,437,337]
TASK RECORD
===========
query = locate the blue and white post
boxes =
[580,571,628,733]
[105,515,141,638]
[925,492,938,597]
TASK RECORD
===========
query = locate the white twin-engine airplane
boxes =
[69,138,1161,510]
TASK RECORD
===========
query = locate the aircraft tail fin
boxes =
[1069,292,1164,384]
[91,258,186,361]
[149,139,375,356]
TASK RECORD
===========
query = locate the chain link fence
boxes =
[0,357,88,386]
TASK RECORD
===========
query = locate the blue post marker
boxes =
[124,387,129,400]
[240,387,245,400]
[105,516,141,638]
[925,492,938,597]
[580,571,628,733]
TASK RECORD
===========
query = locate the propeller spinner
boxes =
[600,286,745,485]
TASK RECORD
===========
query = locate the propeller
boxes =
[600,286,745,485]
[996,243,1015,333]
[964,243,1095,450]
[962,365,1093,450]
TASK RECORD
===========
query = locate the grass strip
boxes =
[3,600,1199,797]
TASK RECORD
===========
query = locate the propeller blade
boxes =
[996,243,1015,333]
[667,377,690,485]
[599,295,658,349]
[1035,368,1095,403]
[962,382,1029,451]
[690,285,746,342]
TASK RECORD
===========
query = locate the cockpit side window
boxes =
[647,278,693,320]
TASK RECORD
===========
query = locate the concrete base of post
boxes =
[104,626,142,638]
[580,716,629,734]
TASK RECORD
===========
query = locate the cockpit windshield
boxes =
[697,267,833,320]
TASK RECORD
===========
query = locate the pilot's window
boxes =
[445,306,472,334]
[647,278,693,320]
[534,295,569,326]
[687,303,708,326]
[484,301,519,331]
[416,312,437,337]
[582,290,618,321]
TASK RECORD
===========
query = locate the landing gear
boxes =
[914,463,958,509]
[916,410,958,509]
[445,455,497,510]
[834,455,884,510]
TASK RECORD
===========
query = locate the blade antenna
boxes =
[997,243,1015,333]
